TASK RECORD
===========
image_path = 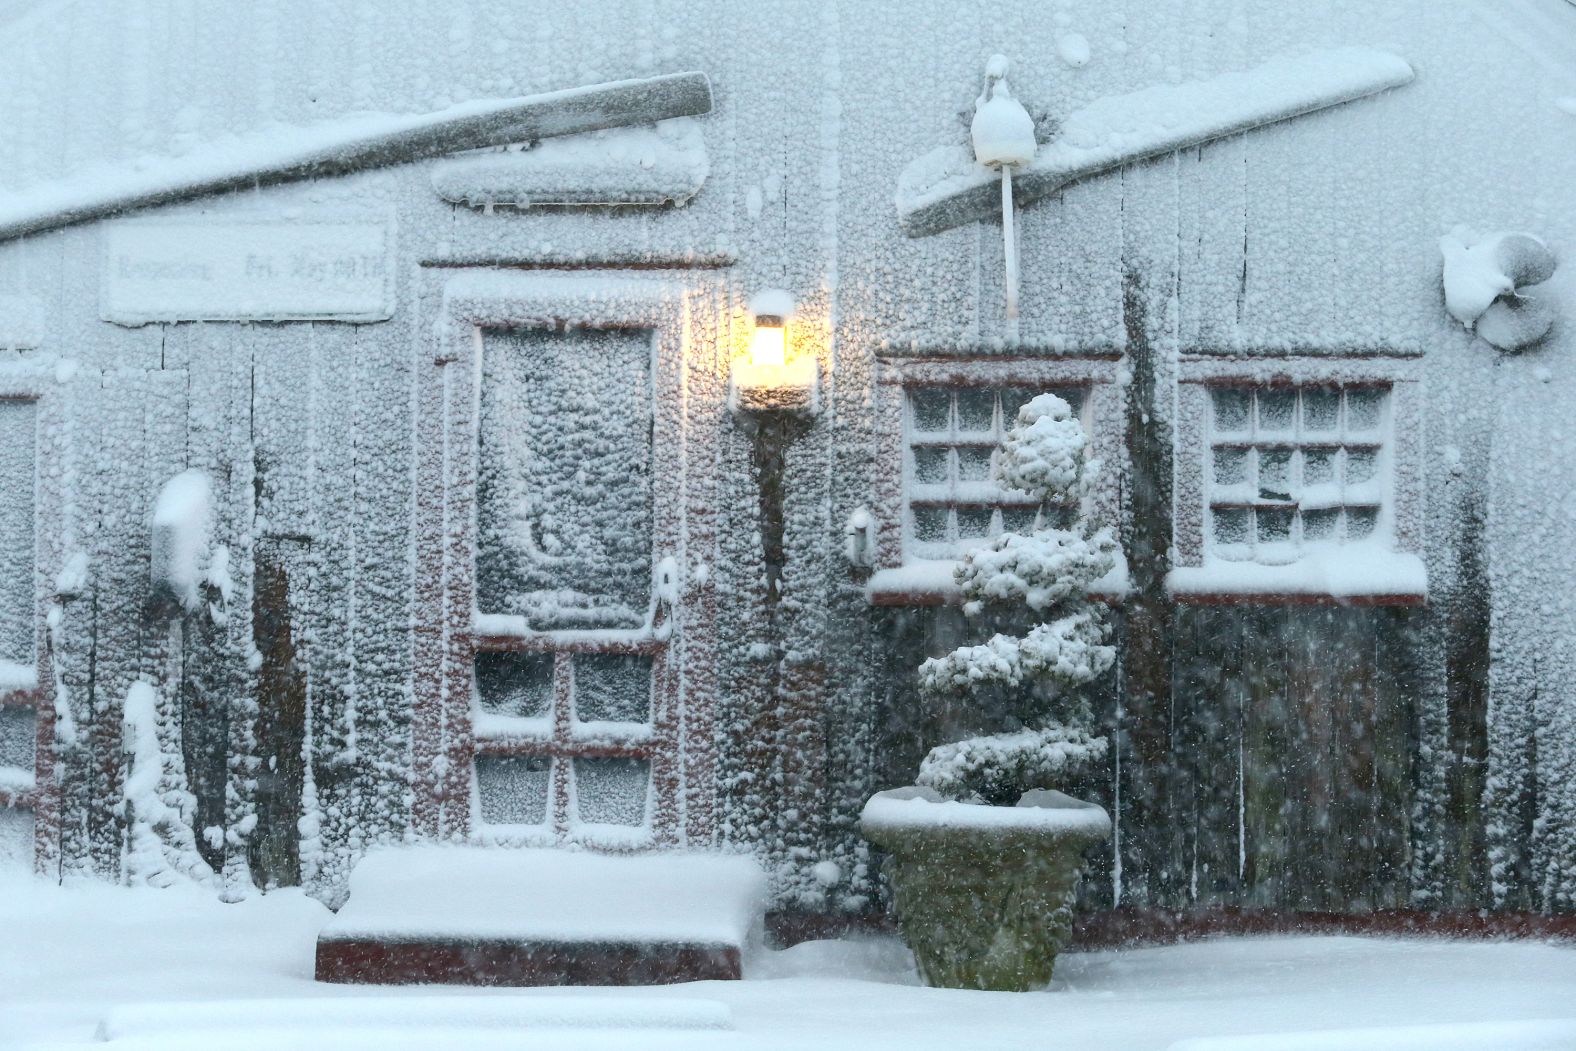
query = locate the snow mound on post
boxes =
[151,469,212,612]
[320,846,767,949]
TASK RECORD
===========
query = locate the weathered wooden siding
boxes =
[0,0,1571,912]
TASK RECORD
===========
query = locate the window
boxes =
[471,647,656,842]
[904,385,1086,561]
[1206,385,1390,563]
[1171,362,1423,604]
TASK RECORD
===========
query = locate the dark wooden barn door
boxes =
[1173,606,1412,910]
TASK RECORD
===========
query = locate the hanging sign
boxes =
[101,216,394,325]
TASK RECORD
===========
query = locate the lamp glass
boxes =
[749,322,787,369]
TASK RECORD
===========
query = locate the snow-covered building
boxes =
[0,0,1573,924]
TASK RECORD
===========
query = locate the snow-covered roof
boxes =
[0,72,712,242]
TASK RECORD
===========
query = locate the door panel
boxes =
[469,326,667,846]
[475,328,653,630]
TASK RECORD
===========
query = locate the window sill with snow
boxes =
[866,550,1131,607]
[1165,544,1428,606]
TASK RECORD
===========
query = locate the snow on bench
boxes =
[1166,1018,1576,1051]
[315,847,767,986]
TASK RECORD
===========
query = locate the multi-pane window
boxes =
[905,385,1085,560]
[472,649,654,836]
[1207,385,1389,563]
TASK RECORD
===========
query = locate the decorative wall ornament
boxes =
[1440,228,1558,353]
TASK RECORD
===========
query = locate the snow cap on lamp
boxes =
[749,287,795,325]
[971,55,1036,168]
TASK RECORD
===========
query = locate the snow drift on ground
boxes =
[4,878,1576,1050]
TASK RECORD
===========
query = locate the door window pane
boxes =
[0,706,34,771]
[475,755,551,825]
[573,654,651,724]
[474,652,552,720]
[0,806,32,874]
[573,757,650,826]
[476,329,652,630]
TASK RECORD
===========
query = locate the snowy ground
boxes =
[3,877,1575,1051]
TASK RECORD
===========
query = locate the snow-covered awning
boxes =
[0,71,713,242]
[897,47,1414,237]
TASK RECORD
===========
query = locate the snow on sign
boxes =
[100,217,394,325]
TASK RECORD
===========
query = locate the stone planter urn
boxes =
[861,785,1111,991]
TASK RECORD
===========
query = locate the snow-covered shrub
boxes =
[915,393,1117,806]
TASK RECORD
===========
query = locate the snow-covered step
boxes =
[315,847,766,986]
[84,995,735,1050]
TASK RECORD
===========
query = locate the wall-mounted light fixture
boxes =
[729,288,819,416]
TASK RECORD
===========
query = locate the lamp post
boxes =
[971,55,1037,343]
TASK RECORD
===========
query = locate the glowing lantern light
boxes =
[747,288,794,370]
[749,317,787,369]
[730,288,818,416]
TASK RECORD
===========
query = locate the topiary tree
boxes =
[915,393,1118,807]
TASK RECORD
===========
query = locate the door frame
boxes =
[413,270,725,847]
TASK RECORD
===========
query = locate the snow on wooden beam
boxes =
[0,296,44,349]
[0,71,714,242]
[897,48,1414,238]
[430,118,709,208]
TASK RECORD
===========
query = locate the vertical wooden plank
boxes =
[47,362,99,878]
[85,368,146,878]
[438,322,476,840]
[678,284,726,847]
[297,322,355,896]
[409,332,449,841]
[32,370,66,879]
[551,652,573,839]
[1241,608,1291,908]
[1176,605,1246,907]
[347,318,418,853]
